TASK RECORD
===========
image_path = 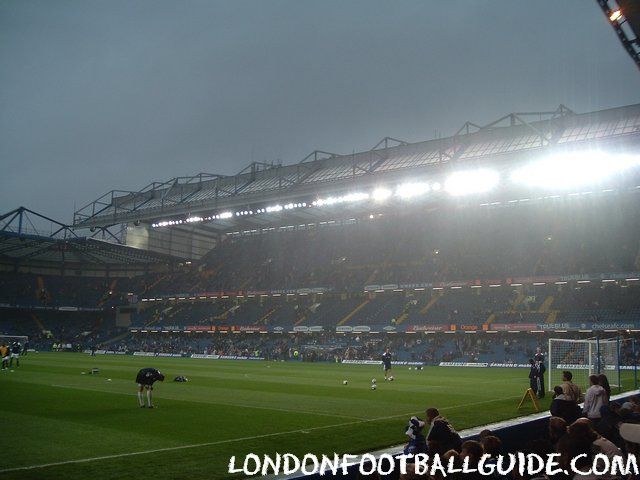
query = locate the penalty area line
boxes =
[0,394,522,474]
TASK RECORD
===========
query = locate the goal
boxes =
[548,337,629,393]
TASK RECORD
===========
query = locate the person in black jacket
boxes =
[9,342,21,368]
[528,359,538,393]
[425,407,462,454]
[135,367,165,408]
[550,385,581,424]
[536,359,546,398]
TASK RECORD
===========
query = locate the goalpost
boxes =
[548,337,631,393]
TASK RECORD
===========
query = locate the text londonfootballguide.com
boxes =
[228,452,640,477]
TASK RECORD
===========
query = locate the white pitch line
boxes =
[0,393,523,474]
[49,383,365,420]
[0,410,408,474]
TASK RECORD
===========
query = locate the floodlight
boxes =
[395,182,430,199]
[372,187,392,202]
[610,10,622,21]
[314,192,369,207]
[444,169,499,196]
[510,151,640,189]
[343,192,369,203]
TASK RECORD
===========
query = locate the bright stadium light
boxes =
[372,187,392,202]
[395,182,430,199]
[510,151,640,189]
[444,169,500,196]
[342,192,369,203]
[312,192,369,207]
[610,9,622,22]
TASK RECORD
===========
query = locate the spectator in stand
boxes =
[425,407,462,454]
[583,375,606,421]
[556,433,594,480]
[441,450,462,480]
[598,373,611,404]
[548,416,568,449]
[550,386,581,424]
[459,441,484,480]
[561,371,582,403]
[479,435,503,474]
[403,417,428,456]
[568,419,621,462]
[620,423,640,462]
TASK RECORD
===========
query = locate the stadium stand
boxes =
[2,104,640,366]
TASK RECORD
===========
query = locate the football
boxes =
[371,384,377,390]
[342,380,348,385]
[388,376,394,381]
[371,378,376,384]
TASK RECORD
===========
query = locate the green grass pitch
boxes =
[0,352,607,480]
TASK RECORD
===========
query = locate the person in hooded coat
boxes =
[583,374,606,421]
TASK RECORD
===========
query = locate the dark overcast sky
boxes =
[1,0,640,226]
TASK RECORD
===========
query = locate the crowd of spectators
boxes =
[397,379,640,480]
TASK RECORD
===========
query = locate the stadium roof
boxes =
[0,207,180,268]
[73,103,640,232]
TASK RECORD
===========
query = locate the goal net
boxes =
[548,337,628,393]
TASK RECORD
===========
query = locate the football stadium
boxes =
[3,2,640,480]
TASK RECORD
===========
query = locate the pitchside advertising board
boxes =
[439,362,638,369]
[128,320,639,334]
[438,362,532,368]
[342,360,425,366]
[81,351,637,368]
[364,272,640,292]
[82,349,126,355]
[127,325,270,333]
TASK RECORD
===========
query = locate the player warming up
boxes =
[135,367,165,408]
[382,348,393,380]
[9,341,21,368]
[0,344,9,370]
